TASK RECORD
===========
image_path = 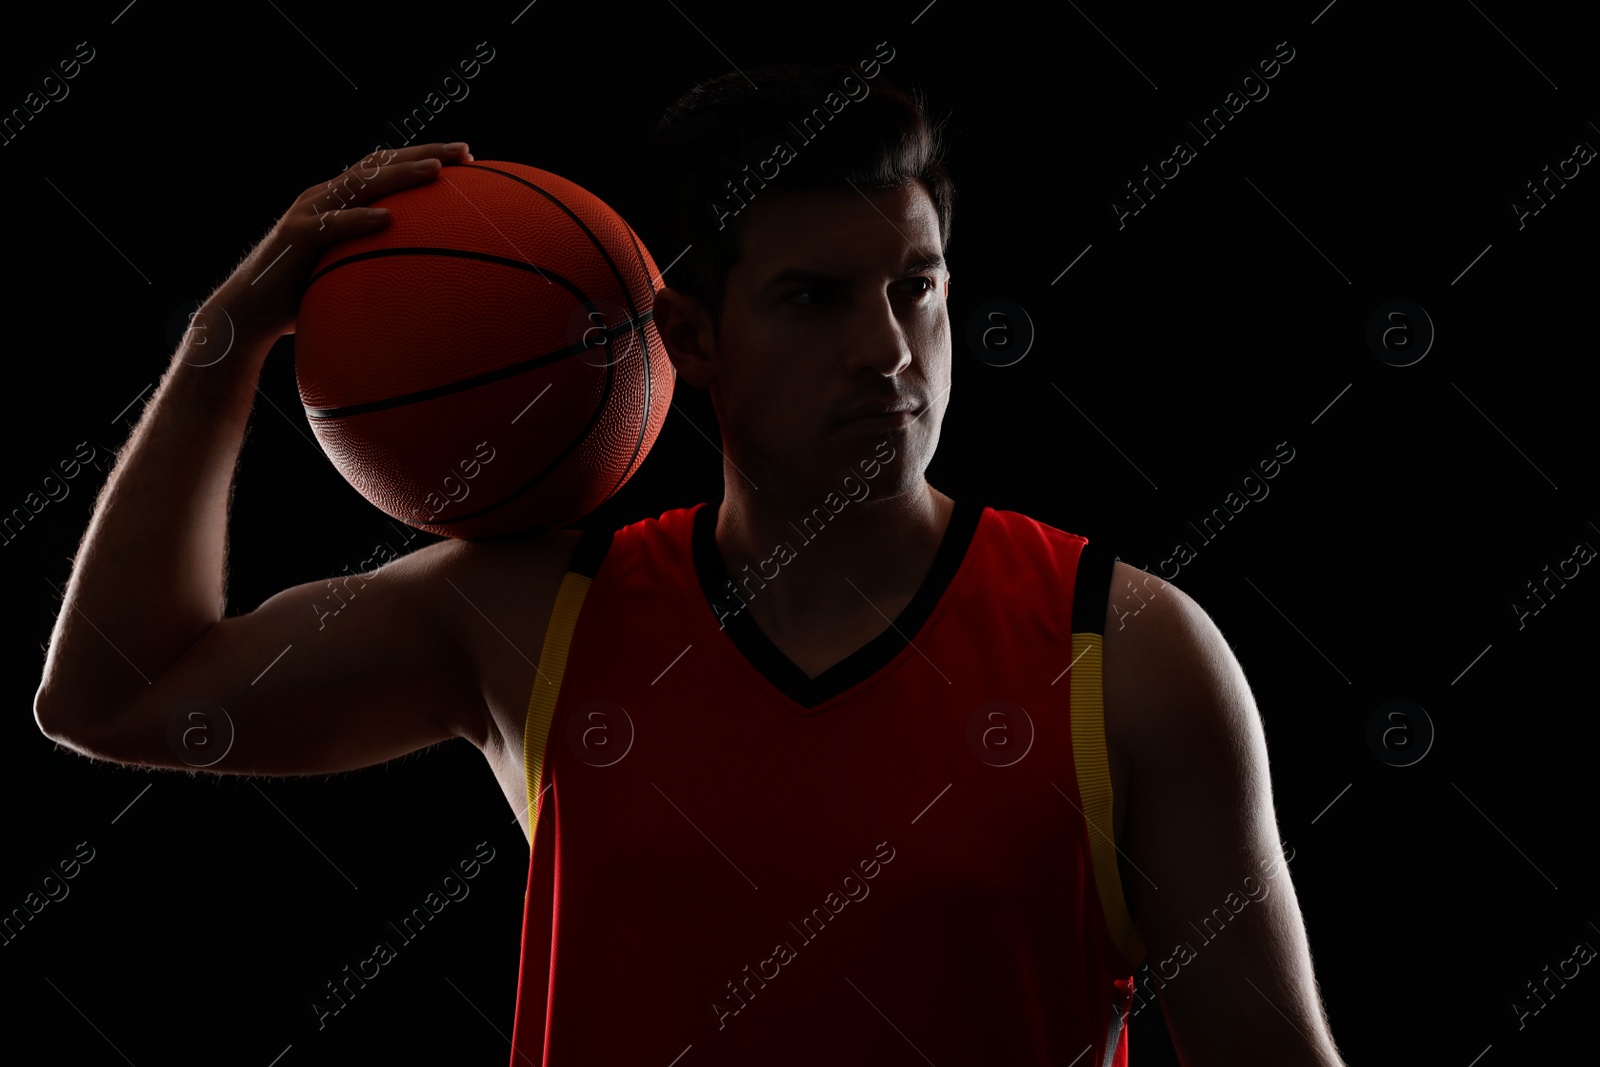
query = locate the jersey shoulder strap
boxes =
[521,526,615,839]
[1069,539,1146,972]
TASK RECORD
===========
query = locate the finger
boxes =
[297,146,470,219]
[346,141,472,182]
[371,141,474,167]
[308,205,392,240]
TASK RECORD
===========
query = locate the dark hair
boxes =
[648,62,953,327]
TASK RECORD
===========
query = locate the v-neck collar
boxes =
[690,497,983,710]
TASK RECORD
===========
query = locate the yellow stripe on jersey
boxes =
[1069,631,1147,969]
[522,570,595,847]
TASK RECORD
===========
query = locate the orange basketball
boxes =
[294,161,674,539]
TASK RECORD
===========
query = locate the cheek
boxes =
[912,312,952,366]
[717,332,796,431]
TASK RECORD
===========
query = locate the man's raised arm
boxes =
[33,142,536,777]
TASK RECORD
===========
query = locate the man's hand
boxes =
[208,141,473,345]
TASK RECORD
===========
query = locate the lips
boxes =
[836,398,923,424]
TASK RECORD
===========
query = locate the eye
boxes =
[787,286,836,306]
[898,277,937,297]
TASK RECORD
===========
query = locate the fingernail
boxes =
[443,141,466,152]
[368,207,390,219]
[414,159,441,172]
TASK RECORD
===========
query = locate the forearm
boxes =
[35,307,276,730]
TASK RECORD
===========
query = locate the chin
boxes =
[843,438,927,502]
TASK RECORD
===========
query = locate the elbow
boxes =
[35,684,89,751]
[34,681,110,755]
[33,680,71,742]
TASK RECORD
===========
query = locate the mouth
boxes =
[836,399,925,428]
[839,408,920,431]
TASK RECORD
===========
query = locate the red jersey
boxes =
[509,500,1145,1065]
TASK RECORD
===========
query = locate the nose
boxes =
[847,291,914,377]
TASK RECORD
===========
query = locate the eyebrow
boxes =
[759,267,845,294]
[757,256,947,294]
[897,254,947,278]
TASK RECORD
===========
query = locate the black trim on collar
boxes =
[691,497,983,710]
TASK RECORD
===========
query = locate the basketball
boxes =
[294,160,674,539]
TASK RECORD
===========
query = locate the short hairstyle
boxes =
[648,63,954,327]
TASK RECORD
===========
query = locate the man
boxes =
[34,62,1347,1065]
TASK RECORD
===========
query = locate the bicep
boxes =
[50,539,487,777]
[1109,567,1344,1066]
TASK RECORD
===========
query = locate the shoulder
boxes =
[965,506,1088,564]
[1107,559,1241,700]
[431,502,706,648]
[407,527,587,752]
[430,525,587,634]
[1103,560,1250,747]
[1100,560,1277,916]
[388,524,585,607]
[431,525,587,588]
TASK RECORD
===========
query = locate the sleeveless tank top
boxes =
[508,500,1144,1065]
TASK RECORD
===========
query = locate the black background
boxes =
[3,1,1596,1063]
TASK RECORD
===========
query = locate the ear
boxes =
[651,287,717,389]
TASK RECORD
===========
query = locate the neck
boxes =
[714,472,955,637]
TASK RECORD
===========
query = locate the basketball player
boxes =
[34,64,1347,1065]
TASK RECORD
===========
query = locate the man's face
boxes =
[708,181,951,501]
